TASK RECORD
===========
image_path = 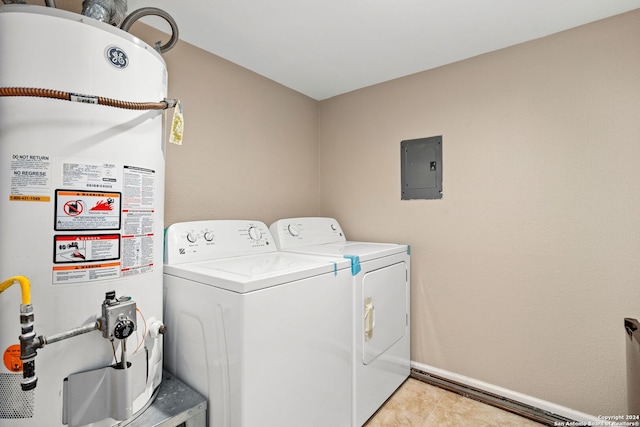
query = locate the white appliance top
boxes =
[269,217,409,262]
[164,220,350,293]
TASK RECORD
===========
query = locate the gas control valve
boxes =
[101,291,137,341]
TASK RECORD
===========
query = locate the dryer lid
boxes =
[281,241,408,263]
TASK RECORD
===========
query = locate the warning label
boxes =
[10,154,51,202]
[55,190,121,231]
[3,344,22,372]
[53,262,120,284]
[54,234,120,263]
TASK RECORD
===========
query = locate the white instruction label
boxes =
[123,165,155,209]
[121,165,156,276]
[9,154,51,202]
[63,162,118,190]
[121,234,155,276]
[53,262,121,284]
[123,209,154,235]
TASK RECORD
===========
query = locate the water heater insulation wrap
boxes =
[0,5,167,426]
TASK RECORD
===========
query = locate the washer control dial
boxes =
[248,226,262,241]
[203,232,214,242]
[288,224,300,237]
[186,232,197,243]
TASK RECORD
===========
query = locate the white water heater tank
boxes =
[0,5,167,427]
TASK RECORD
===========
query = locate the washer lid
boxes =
[164,252,350,293]
[282,241,408,263]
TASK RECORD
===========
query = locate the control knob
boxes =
[248,226,262,241]
[113,318,135,340]
[186,232,197,243]
[204,232,214,242]
[288,224,300,237]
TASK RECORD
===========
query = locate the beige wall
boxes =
[318,10,640,416]
[160,38,320,226]
[131,27,320,226]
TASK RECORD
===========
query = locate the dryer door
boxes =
[362,262,408,364]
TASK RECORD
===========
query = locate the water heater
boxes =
[0,5,167,426]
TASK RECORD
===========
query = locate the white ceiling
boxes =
[127,0,639,100]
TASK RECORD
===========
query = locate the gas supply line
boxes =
[0,275,30,305]
[1,276,38,391]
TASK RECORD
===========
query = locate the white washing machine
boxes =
[163,220,353,427]
[270,217,410,427]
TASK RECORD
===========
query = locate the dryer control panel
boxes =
[270,217,346,249]
[164,220,275,264]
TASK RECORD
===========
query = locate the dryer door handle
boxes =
[364,298,375,341]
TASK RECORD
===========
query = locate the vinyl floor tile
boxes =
[364,378,546,427]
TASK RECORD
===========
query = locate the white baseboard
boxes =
[411,361,600,423]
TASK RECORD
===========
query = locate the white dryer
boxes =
[163,220,353,427]
[269,217,410,426]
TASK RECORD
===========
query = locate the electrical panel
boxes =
[401,136,443,200]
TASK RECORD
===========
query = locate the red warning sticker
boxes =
[3,344,23,372]
[54,190,121,231]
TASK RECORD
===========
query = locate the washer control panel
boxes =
[269,217,346,249]
[164,220,274,264]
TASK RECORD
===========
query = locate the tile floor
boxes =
[364,378,546,427]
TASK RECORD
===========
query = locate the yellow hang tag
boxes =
[170,100,184,145]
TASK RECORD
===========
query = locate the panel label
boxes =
[3,344,22,372]
[54,234,120,263]
[55,190,121,231]
[63,162,118,190]
[121,165,156,275]
[9,154,51,202]
[52,262,120,284]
